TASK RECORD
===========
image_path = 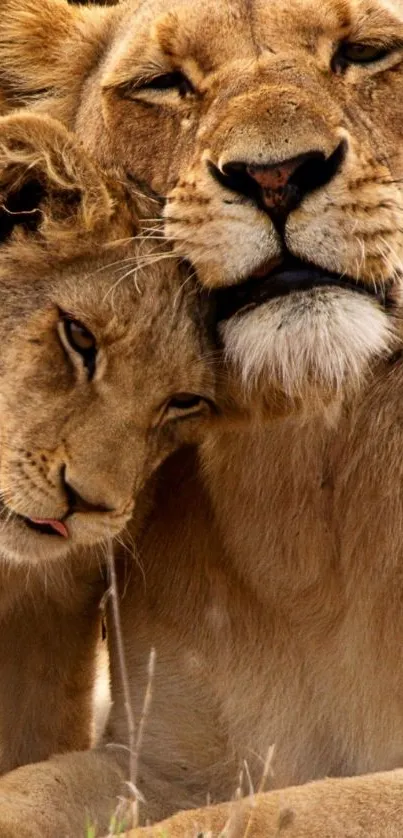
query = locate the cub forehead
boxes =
[52,257,201,348]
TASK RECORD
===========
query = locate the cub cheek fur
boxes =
[221,290,397,401]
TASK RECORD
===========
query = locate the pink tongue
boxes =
[30,518,69,538]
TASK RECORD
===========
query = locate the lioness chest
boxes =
[111,370,403,810]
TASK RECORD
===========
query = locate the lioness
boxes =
[0,111,216,790]
[1,0,403,836]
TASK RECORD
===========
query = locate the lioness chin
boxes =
[1,1,403,837]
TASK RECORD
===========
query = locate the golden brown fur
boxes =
[0,111,216,798]
[2,1,403,837]
[1,0,403,400]
[127,771,403,837]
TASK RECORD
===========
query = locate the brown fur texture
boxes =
[127,771,403,837]
[2,1,403,837]
[0,0,403,398]
[0,112,216,799]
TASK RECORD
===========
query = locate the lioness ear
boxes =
[0,113,115,245]
[0,0,112,122]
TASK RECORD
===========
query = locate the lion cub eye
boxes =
[169,393,204,410]
[140,71,194,98]
[59,316,97,378]
[163,392,211,421]
[333,41,392,71]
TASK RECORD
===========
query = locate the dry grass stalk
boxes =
[105,540,155,835]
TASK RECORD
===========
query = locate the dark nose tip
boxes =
[210,141,346,228]
[246,154,311,202]
[60,466,111,515]
[246,154,313,215]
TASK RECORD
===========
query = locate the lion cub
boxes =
[0,113,215,775]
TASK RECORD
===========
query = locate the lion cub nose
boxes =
[61,466,112,515]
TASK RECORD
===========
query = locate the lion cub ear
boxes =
[0,112,116,246]
[0,0,112,121]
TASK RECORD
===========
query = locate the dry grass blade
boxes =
[106,540,136,790]
[106,539,156,835]
[106,539,137,834]
[240,745,275,838]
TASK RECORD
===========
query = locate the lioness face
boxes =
[1,0,402,400]
[0,115,215,565]
[95,0,403,399]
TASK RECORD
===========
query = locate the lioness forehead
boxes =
[109,0,403,84]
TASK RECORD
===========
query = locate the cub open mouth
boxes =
[215,255,387,322]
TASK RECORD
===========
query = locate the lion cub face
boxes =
[0,114,215,565]
[2,0,402,402]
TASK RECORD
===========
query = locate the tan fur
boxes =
[1,0,403,397]
[127,771,403,837]
[2,1,403,837]
[0,112,216,794]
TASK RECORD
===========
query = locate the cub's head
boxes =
[1,0,403,404]
[0,113,215,564]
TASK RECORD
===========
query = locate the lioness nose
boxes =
[246,153,317,215]
[246,154,312,211]
[213,142,345,227]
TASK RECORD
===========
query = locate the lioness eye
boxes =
[60,316,97,378]
[333,41,391,71]
[141,72,193,97]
